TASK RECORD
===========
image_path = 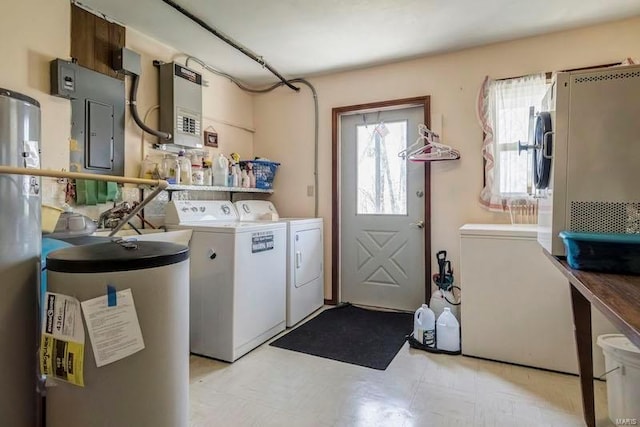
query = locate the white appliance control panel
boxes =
[165,200,239,224]
[235,200,279,221]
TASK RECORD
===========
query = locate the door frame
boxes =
[330,96,431,306]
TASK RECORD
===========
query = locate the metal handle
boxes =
[542,131,554,159]
[518,140,539,155]
[296,251,302,268]
[411,220,425,229]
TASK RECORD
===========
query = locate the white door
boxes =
[294,228,323,288]
[340,107,425,310]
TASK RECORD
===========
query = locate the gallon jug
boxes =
[436,307,461,352]
[213,154,229,186]
[413,304,436,347]
[430,289,460,321]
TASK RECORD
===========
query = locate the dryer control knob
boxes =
[208,249,217,260]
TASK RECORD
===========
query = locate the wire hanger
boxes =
[399,124,461,162]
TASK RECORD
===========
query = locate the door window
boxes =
[356,121,408,215]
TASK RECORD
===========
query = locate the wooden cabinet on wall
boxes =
[71,4,125,80]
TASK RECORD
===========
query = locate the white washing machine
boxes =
[235,200,324,327]
[165,200,286,362]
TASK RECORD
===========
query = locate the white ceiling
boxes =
[80,0,640,85]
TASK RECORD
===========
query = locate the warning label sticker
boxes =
[252,231,274,253]
[40,292,85,387]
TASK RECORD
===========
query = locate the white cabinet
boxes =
[459,224,617,375]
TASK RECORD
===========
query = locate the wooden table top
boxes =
[545,252,640,349]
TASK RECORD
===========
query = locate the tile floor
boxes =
[190,322,611,427]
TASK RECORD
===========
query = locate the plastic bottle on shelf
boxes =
[190,152,203,186]
[177,150,192,185]
[241,169,250,188]
[161,155,180,184]
[151,163,161,180]
[191,164,204,185]
[235,164,242,188]
[203,163,212,186]
[248,163,256,188]
[436,307,461,352]
[212,154,229,186]
[139,155,155,179]
[230,164,239,187]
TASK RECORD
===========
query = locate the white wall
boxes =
[253,16,640,299]
[0,0,71,171]
[0,0,255,219]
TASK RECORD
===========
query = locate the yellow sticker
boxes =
[40,335,85,387]
[40,292,86,387]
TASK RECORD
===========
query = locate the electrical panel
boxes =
[50,59,125,176]
[159,63,203,149]
[50,59,78,99]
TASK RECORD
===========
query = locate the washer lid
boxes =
[171,220,286,233]
[47,240,189,273]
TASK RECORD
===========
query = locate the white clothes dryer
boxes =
[235,200,324,327]
[165,200,286,362]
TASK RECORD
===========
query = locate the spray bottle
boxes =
[429,251,461,320]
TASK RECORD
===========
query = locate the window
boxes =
[356,121,407,215]
[478,73,548,210]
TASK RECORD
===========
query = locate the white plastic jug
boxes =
[213,154,229,186]
[413,304,436,347]
[436,307,460,352]
[597,334,640,423]
[430,289,460,321]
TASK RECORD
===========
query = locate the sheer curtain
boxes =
[477,73,547,212]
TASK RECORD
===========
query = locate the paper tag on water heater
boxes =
[22,175,40,197]
[81,288,145,367]
[23,140,40,169]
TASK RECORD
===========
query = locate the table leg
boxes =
[570,284,595,427]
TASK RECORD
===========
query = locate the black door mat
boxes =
[270,303,413,370]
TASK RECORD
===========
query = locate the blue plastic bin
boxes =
[559,231,640,275]
[240,160,279,190]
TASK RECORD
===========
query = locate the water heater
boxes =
[159,62,203,149]
[0,88,41,427]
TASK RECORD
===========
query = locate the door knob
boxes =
[411,220,425,229]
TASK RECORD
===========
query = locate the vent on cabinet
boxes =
[573,71,640,84]
[569,201,640,234]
